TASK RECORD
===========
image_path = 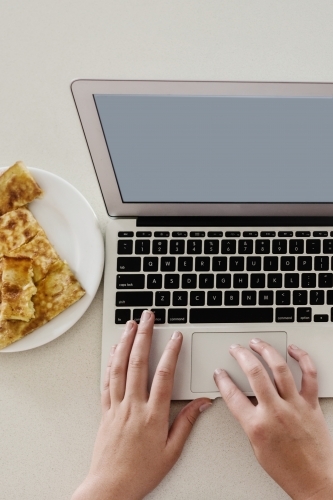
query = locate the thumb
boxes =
[167,398,212,455]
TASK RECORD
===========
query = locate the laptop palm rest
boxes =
[191,331,287,394]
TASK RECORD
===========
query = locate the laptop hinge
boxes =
[137,216,333,227]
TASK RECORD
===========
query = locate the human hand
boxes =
[72,310,211,500]
[214,340,333,500]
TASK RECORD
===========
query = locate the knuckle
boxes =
[248,363,263,378]
[129,356,146,369]
[306,366,318,379]
[156,366,173,380]
[274,362,289,376]
[110,364,125,379]
[223,386,239,404]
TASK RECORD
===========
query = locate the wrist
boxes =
[71,475,140,500]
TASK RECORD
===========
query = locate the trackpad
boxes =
[191,331,287,393]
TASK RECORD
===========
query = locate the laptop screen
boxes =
[94,95,333,204]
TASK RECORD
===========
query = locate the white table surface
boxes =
[1,1,333,499]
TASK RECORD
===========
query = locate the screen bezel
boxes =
[71,79,333,217]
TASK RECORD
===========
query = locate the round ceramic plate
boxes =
[0,167,104,352]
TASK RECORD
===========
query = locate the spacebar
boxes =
[190,308,273,323]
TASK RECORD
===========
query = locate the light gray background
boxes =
[1,1,333,499]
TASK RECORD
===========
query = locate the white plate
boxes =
[0,167,104,352]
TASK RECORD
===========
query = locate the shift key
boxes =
[116,291,153,307]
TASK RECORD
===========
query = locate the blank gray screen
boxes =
[94,94,333,203]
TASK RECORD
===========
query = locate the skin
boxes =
[72,313,333,500]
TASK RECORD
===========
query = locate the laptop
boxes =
[71,79,333,398]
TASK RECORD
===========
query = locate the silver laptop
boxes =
[71,79,333,398]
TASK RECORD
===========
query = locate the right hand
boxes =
[214,339,333,500]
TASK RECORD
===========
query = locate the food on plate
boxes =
[0,161,43,216]
[0,256,37,321]
[0,260,85,349]
[0,163,86,349]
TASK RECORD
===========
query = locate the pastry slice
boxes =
[0,207,41,257]
[0,256,37,321]
[0,161,43,215]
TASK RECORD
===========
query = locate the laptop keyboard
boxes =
[115,230,333,325]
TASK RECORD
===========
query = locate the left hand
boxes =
[72,310,211,500]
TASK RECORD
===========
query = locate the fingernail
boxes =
[230,343,241,349]
[250,338,261,344]
[141,310,152,322]
[214,368,225,376]
[123,320,134,335]
[172,330,182,339]
[199,403,213,413]
[289,344,299,350]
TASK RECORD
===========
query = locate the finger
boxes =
[109,320,137,403]
[229,344,278,405]
[288,344,319,406]
[249,338,298,400]
[101,344,117,412]
[149,330,182,415]
[214,368,255,427]
[167,398,212,457]
[125,310,155,400]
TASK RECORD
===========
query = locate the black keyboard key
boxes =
[243,231,258,237]
[153,240,168,254]
[250,273,265,288]
[118,240,133,254]
[296,231,310,237]
[208,231,223,237]
[154,231,170,237]
[272,240,287,254]
[276,308,295,322]
[314,314,329,322]
[178,257,193,271]
[135,240,150,254]
[293,290,307,305]
[313,231,328,237]
[168,309,187,323]
[259,291,273,305]
[242,291,256,305]
[281,257,295,271]
[182,274,197,289]
[319,273,333,288]
[204,240,219,254]
[222,240,236,254]
[143,257,158,272]
[118,231,134,237]
[207,291,222,306]
[261,231,275,237]
[161,257,176,272]
[264,257,278,271]
[238,240,253,254]
[190,308,273,323]
[199,274,214,288]
[306,239,321,254]
[212,257,227,271]
[195,257,210,271]
[136,231,152,237]
[117,257,141,272]
[225,231,240,237]
[230,257,244,271]
[115,309,131,324]
[267,273,282,288]
[147,274,162,289]
[315,256,329,271]
[284,273,299,288]
[133,309,145,322]
[279,231,293,237]
[164,274,180,289]
[323,240,333,254]
[190,291,205,306]
[327,290,333,305]
[289,239,304,254]
[216,273,231,288]
[310,290,324,305]
[151,308,166,324]
[116,274,145,289]
[190,231,205,237]
[116,292,153,307]
[155,291,170,306]
[172,291,188,306]
[247,257,261,271]
[255,240,270,254]
[298,256,312,271]
[170,240,185,254]
[187,240,202,254]
[301,273,316,288]
[233,274,248,288]
[172,231,187,237]
[225,291,239,305]
[276,291,291,305]
[297,307,312,322]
